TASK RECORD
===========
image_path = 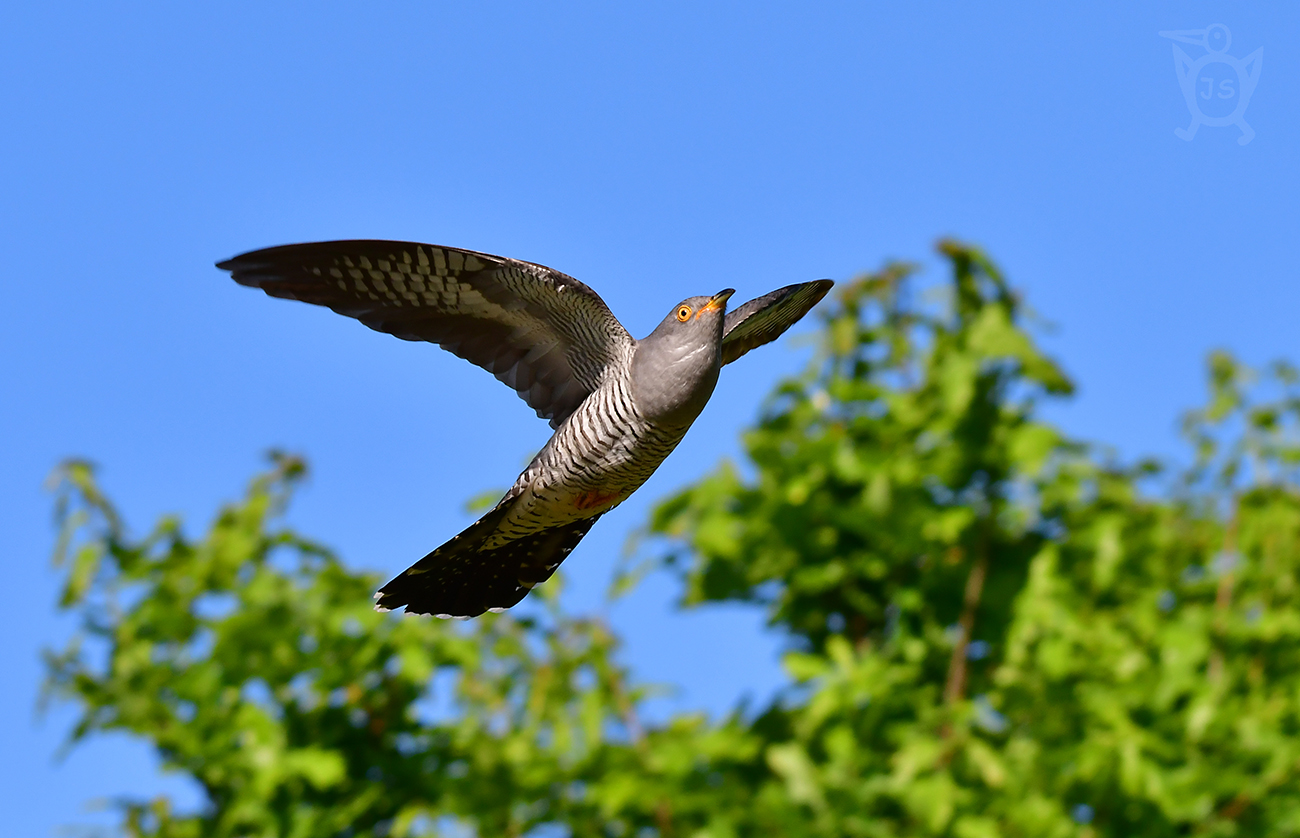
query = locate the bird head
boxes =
[1160,25,1231,54]
[630,289,735,427]
[652,288,735,336]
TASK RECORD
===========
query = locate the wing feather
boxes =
[218,240,633,428]
[720,280,834,365]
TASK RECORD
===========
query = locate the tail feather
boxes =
[374,497,602,618]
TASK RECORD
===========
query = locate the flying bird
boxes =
[218,241,832,618]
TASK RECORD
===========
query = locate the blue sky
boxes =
[2,3,1296,835]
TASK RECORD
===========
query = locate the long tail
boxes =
[374,496,602,619]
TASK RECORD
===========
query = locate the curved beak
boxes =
[699,288,735,317]
[1158,28,1206,46]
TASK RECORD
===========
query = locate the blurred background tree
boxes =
[45,242,1300,837]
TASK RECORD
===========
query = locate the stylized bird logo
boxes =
[1159,24,1262,145]
[219,242,832,618]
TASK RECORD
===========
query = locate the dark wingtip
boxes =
[805,278,835,307]
[216,250,282,288]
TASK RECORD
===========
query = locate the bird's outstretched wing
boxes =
[218,240,633,429]
[721,279,834,365]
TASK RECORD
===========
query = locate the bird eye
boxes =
[676,305,692,322]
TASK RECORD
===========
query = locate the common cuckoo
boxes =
[218,241,832,618]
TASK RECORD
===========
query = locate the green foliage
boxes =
[46,243,1300,836]
[46,456,668,836]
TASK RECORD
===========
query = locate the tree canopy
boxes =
[46,242,1300,836]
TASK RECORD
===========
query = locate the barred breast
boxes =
[485,353,688,548]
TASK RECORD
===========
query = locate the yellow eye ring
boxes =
[676,305,692,322]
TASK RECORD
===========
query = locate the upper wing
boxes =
[721,280,834,365]
[218,240,633,429]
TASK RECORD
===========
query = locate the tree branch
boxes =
[944,539,989,706]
